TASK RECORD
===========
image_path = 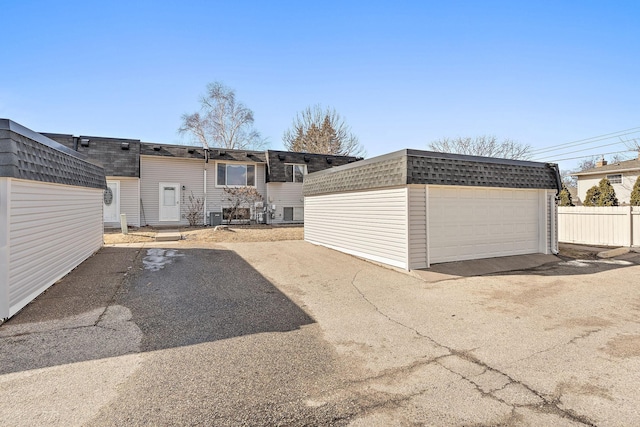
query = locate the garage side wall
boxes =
[304,187,409,269]
[7,180,103,318]
[408,186,428,269]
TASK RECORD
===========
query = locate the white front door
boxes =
[104,181,120,223]
[159,182,181,221]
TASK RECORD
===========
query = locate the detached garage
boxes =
[1,119,106,320]
[303,149,561,270]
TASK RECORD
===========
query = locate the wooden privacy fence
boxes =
[558,206,640,247]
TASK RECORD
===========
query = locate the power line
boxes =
[545,149,636,163]
[531,140,631,161]
[529,128,640,156]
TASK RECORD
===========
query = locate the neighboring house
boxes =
[42,132,360,227]
[573,155,640,205]
[304,149,561,270]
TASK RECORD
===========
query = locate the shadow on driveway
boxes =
[0,246,314,375]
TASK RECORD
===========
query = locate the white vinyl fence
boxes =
[558,206,640,247]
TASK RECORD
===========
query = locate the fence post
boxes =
[628,206,633,247]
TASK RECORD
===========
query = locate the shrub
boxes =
[583,185,600,207]
[186,192,204,226]
[631,176,640,206]
[558,185,574,206]
[597,178,618,206]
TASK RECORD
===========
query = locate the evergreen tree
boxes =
[583,185,601,207]
[597,178,619,206]
[558,185,574,206]
[630,176,640,206]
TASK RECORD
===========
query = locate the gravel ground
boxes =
[104,225,303,245]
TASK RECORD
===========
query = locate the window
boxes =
[223,207,251,222]
[283,207,304,222]
[606,174,622,184]
[285,164,307,183]
[217,163,255,186]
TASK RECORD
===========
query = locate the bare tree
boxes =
[222,187,263,225]
[428,136,532,160]
[283,105,365,157]
[179,82,266,150]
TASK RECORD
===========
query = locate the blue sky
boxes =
[2,1,639,172]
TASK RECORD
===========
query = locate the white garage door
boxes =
[428,186,540,264]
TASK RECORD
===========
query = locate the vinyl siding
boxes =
[266,182,304,223]
[105,177,140,227]
[5,178,103,318]
[304,187,409,269]
[140,156,205,226]
[408,186,428,269]
[206,162,267,215]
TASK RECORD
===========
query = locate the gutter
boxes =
[548,163,562,195]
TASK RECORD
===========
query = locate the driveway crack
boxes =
[95,244,146,326]
[349,270,598,426]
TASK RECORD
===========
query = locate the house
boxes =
[573,154,640,205]
[41,132,360,227]
[303,149,561,270]
[1,120,106,320]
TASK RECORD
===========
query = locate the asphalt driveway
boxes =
[1,240,640,426]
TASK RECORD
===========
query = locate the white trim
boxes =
[306,239,407,269]
[405,187,410,270]
[0,178,10,318]
[425,185,430,268]
[137,178,141,227]
[606,173,623,184]
[214,161,258,188]
[284,163,308,183]
[573,167,640,176]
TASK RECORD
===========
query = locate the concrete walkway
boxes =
[154,230,181,242]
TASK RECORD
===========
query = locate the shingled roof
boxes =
[572,157,640,176]
[1,120,106,189]
[265,150,360,182]
[304,149,561,196]
[42,133,140,177]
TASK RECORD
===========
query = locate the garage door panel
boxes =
[429,186,540,264]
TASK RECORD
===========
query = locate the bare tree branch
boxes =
[179,82,266,150]
[283,105,366,157]
[428,135,532,160]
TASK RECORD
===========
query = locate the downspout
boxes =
[548,163,561,255]
[204,149,209,226]
[548,163,562,196]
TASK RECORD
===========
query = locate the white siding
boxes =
[266,182,304,224]
[304,187,409,269]
[206,162,267,217]
[408,186,428,269]
[140,156,205,226]
[105,176,140,227]
[428,186,541,264]
[4,179,103,318]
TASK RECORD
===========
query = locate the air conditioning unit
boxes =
[209,211,222,226]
